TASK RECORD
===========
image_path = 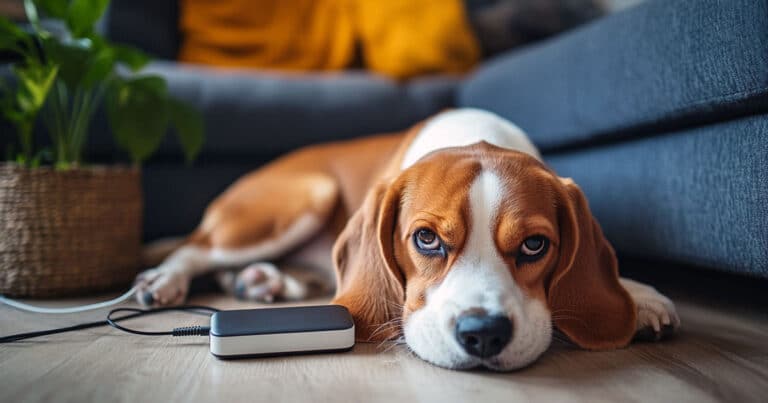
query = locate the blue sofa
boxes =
[96,0,767,278]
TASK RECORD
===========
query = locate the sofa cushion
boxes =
[547,115,768,277]
[87,61,459,161]
[459,0,768,151]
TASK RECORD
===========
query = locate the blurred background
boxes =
[2,0,631,239]
[1,0,766,283]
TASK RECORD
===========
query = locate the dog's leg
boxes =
[620,278,681,341]
[214,229,337,302]
[135,172,339,306]
[214,262,333,303]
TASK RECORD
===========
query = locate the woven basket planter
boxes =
[0,163,142,298]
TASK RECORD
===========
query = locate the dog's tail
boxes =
[141,237,186,268]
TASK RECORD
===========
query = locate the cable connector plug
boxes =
[172,325,211,337]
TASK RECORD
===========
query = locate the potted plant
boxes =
[0,0,204,297]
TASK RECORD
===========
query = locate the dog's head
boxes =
[331,142,636,370]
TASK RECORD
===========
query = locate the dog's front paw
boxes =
[620,278,681,341]
[134,268,190,306]
[233,263,307,303]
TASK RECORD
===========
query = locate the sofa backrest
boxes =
[104,0,180,60]
[459,0,768,152]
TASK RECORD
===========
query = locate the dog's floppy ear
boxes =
[331,179,404,341]
[548,178,636,350]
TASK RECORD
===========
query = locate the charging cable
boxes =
[0,286,139,314]
[0,289,219,343]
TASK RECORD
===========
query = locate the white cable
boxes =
[0,286,138,314]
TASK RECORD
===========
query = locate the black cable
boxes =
[0,305,220,343]
[107,306,218,336]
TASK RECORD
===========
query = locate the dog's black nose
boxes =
[455,313,513,358]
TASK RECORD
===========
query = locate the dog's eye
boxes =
[414,229,445,256]
[521,236,546,255]
[517,236,549,264]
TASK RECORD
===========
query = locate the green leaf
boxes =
[33,0,68,19]
[66,0,109,37]
[112,44,150,71]
[168,98,204,162]
[107,76,169,163]
[82,46,115,87]
[14,63,58,116]
[0,16,28,53]
[43,36,121,90]
[41,37,90,89]
[2,107,25,123]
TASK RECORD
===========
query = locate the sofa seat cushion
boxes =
[88,61,459,161]
[546,115,768,277]
[459,0,768,151]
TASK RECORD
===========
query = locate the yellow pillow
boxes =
[178,0,479,79]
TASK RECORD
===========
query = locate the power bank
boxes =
[209,305,355,359]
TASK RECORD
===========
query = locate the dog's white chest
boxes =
[400,108,542,170]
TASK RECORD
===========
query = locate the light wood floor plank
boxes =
[1,285,767,403]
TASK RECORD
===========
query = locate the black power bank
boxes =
[209,305,355,359]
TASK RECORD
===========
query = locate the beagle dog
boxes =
[136,108,679,370]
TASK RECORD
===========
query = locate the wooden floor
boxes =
[1,267,767,403]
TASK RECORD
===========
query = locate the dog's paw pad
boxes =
[233,263,310,302]
[234,263,285,303]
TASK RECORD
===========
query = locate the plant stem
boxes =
[56,81,69,164]
[67,87,85,166]
[44,80,68,168]
[43,80,109,169]
[70,90,92,165]
[71,81,108,165]
[72,91,93,165]
[19,120,33,166]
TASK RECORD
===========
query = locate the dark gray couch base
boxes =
[547,114,768,277]
[142,161,265,240]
